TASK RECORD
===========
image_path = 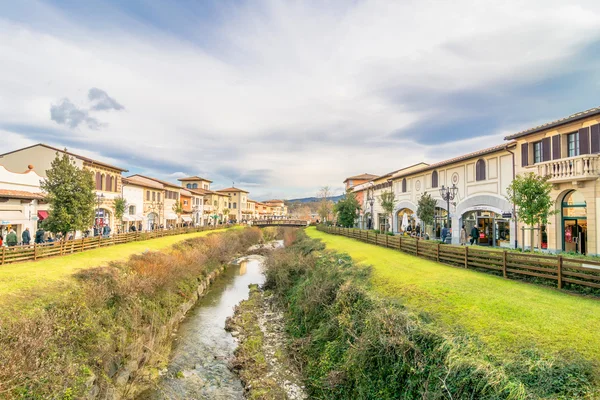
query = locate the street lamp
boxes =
[95,193,105,235]
[367,181,375,230]
[439,184,458,233]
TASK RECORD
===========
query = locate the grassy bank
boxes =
[265,229,598,398]
[0,227,261,399]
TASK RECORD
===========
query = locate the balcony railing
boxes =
[529,154,600,183]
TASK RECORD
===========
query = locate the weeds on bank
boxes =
[0,228,262,399]
[264,230,597,399]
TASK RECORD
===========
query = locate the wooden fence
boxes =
[0,225,231,266]
[317,226,600,292]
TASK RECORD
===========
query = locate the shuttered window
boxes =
[591,124,600,154]
[552,134,561,160]
[475,159,486,181]
[521,143,529,167]
[542,137,551,161]
[579,127,590,154]
[431,171,438,188]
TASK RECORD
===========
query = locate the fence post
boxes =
[98,234,101,248]
[385,234,389,248]
[1,246,5,265]
[82,237,85,252]
[398,236,402,250]
[464,246,468,268]
[34,243,37,261]
[416,238,419,256]
[502,250,507,278]
[436,243,440,262]
[557,255,563,289]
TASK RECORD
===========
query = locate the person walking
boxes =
[470,225,479,246]
[441,224,448,244]
[22,228,31,245]
[35,228,45,244]
[460,224,467,245]
[6,229,18,247]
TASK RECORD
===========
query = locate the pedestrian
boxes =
[6,229,18,247]
[470,225,479,245]
[103,225,111,238]
[22,228,31,245]
[35,227,45,244]
[460,224,467,245]
[415,224,421,237]
[441,224,448,244]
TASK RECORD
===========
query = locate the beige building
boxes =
[124,175,166,230]
[128,174,180,228]
[506,106,600,255]
[216,187,249,222]
[0,144,127,234]
[264,199,288,218]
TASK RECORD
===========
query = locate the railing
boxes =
[0,225,232,266]
[317,226,600,293]
[253,219,309,227]
[529,154,600,183]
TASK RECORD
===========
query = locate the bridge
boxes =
[251,219,309,227]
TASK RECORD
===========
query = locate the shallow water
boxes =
[139,255,266,400]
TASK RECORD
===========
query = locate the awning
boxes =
[37,210,49,221]
[0,210,26,224]
[181,215,193,222]
[165,213,178,220]
[122,215,132,222]
[134,214,144,221]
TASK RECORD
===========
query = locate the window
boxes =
[146,191,150,201]
[568,132,580,157]
[348,179,353,186]
[475,159,486,181]
[192,183,198,189]
[186,183,191,189]
[203,184,208,189]
[402,178,407,193]
[533,141,543,164]
[101,174,105,190]
[152,192,156,201]
[157,193,161,202]
[129,205,135,215]
[184,200,188,205]
[105,175,111,192]
[233,202,237,209]
[431,171,438,188]
[214,200,217,206]
[96,172,102,190]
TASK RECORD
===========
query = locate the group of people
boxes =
[0,227,58,247]
[459,225,481,246]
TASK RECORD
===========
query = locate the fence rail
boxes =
[0,226,231,266]
[317,226,600,292]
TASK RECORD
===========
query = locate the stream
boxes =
[138,253,268,399]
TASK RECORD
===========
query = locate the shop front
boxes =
[561,190,587,254]
[396,208,415,233]
[461,209,511,247]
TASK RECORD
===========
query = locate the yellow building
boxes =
[216,187,249,222]
[263,199,288,218]
[0,143,128,233]
[505,106,600,255]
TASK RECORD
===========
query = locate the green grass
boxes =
[0,228,234,312]
[306,227,600,370]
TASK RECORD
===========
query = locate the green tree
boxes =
[173,201,184,225]
[417,192,436,232]
[506,172,556,251]
[40,151,95,237]
[378,189,396,232]
[317,186,333,223]
[113,196,127,232]
[334,192,361,228]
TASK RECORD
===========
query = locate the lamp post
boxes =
[95,193,105,235]
[366,182,375,230]
[439,184,458,232]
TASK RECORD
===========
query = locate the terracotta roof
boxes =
[505,106,600,140]
[391,142,516,179]
[216,187,249,193]
[343,173,378,183]
[0,189,44,200]
[247,199,257,203]
[127,174,180,189]
[122,176,164,190]
[177,176,213,183]
[180,189,193,196]
[0,143,128,172]
[264,199,284,203]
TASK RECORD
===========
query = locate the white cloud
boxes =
[1,0,600,199]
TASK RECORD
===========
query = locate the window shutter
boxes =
[542,137,551,161]
[552,134,561,160]
[521,143,528,167]
[591,124,600,154]
[579,127,590,154]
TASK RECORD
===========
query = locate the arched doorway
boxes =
[561,190,587,254]
[94,208,111,235]
[147,212,158,231]
[396,208,415,233]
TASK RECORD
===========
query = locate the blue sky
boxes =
[1,0,600,199]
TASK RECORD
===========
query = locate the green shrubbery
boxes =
[0,228,262,399]
[265,230,596,399]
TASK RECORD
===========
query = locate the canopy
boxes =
[165,213,178,220]
[181,215,193,222]
[0,210,26,224]
[37,210,49,221]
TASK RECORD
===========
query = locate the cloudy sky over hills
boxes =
[1,0,600,199]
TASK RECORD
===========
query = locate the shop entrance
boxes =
[562,191,587,254]
[462,210,511,247]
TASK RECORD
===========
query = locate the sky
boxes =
[1,0,600,200]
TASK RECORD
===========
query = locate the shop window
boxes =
[431,171,438,188]
[475,159,486,181]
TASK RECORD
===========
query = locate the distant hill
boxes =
[287,195,344,204]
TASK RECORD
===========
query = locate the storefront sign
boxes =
[501,212,512,219]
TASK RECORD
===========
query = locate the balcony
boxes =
[529,154,600,184]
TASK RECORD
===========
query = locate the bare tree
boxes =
[317,186,333,222]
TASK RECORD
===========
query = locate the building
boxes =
[179,188,195,225]
[216,187,249,222]
[128,174,181,228]
[0,144,128,234]
[178,176,212,191]
[247,199,258,220]
[255,202,272,219]
[263,200,288,218]
[124,175,166,230]
[121,177,145,231]
[343,173,378,192]
[505,106,600,255]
